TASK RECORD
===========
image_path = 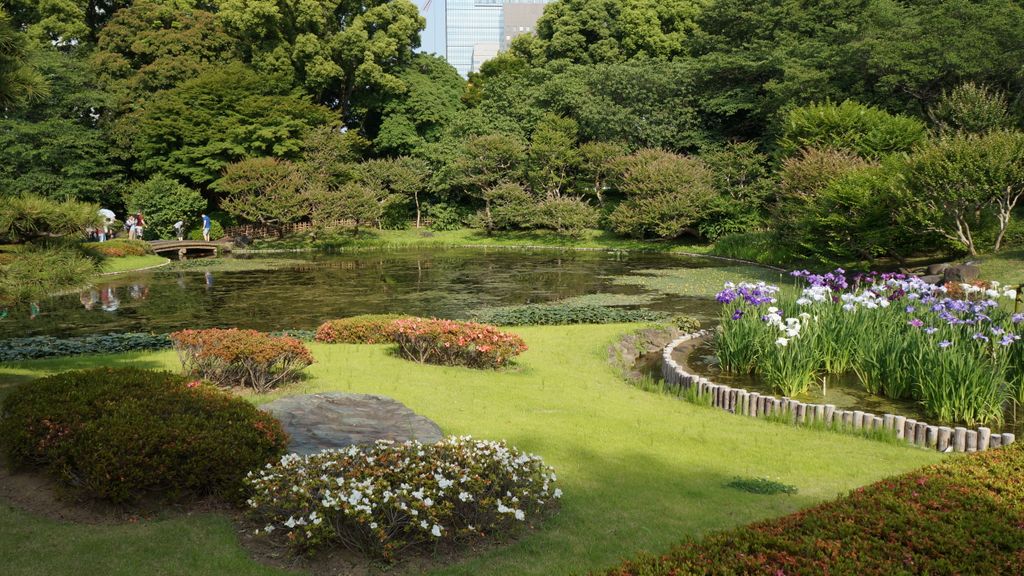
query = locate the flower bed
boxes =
[0,368,288,505]
[600,440,1024,576]
[314,314,408,344]
[170,328,314,392]
[244,437,562,560]
[713,271,1022,427]
[392,318,527,369]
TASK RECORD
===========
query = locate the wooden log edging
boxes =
[661,332,1017,454]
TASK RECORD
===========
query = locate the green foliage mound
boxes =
[83,238,152,257]
[601,442,1024,575]
[314,314,408,344]
[472,304,667,326]
[126,175,207,240]
[0,368,289,505]
[778,100,927,160]
[245,437,561,560]
[0,333,171,362]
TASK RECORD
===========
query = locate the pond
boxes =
[1,248,730,339]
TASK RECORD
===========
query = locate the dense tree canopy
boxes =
[0,0,1022,266]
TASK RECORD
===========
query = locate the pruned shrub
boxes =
[472,304,667,326]
[169,328,314,392]
[83,238,152,258]
[0,368,288,505]
[244,437,562,560]
[391,318,527,369]
[599,441,1024,575]
[315,314,408,344]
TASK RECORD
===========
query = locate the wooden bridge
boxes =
[148,240,229,258]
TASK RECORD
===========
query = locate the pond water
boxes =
[1,248,727,339]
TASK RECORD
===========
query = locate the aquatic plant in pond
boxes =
[713,272,1022,427]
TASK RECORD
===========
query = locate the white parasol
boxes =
[98,208,116,222]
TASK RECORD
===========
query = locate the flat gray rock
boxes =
[261,393,443,455]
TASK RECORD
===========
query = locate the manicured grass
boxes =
[247,228,717,255]
[99,255,169,274]
[977,248,1024,286]
[0,325,941,576]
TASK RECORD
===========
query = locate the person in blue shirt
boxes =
[201,213,212,241]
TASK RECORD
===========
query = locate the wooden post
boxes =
[750,393,760,417]
[991,434,1003,449]
[977,427,991,451]
[915,423,927,446]
[1002,433,1015,446]
[883,414,894,430]
[824,404,836,425]
[965,430,978,453]
[853,410,864,429]
[925,426,937,448]
[937,427,952,451]
[872,416,883,431]
[903,419,917,442]
[841,411,852,427]
[953,427,967,452]
[894,415,906,440]
[813,404,824,423]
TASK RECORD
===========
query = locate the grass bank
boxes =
[99,254,169,274]
[0,325,941,576]
[245,228,718,256]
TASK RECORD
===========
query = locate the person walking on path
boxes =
[173,220,185,241]
[126,214,137,240]
[201,213,212,242]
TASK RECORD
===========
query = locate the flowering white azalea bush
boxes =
[714,271,1023,426]
[244,437,562,560]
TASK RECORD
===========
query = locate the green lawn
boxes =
[977,248,1024,286]
[99,254,169,274]
[246,228,717,255]
[0,325,942,576]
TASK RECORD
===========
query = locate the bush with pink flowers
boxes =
[391,318,527,369]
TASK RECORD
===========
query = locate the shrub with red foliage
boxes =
[83,239,152,258]
[170,328,314,393]
[392,318,527,369]
[315,314,408,344]
[599,442,1024,576]
[0,368,288,505]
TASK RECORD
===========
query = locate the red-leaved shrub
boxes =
[169,328,314,393]
[599,441,1024,576]
[83,239,152,258]
[315,314,408,344]
[0,368,288,505]
[391,318,527,369]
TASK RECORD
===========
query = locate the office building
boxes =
[416,0,553,77]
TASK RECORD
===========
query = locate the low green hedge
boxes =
[471,304,668,326]
[600,442,1024,575]
[0,368,289,505]
[0,333,172,362]
[0,330,316,362]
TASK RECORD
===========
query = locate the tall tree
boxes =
[0,6,47,110]
[215,157,309,237]
[92,0,237,104]
[216,0,424,126]
[114,62,334,188]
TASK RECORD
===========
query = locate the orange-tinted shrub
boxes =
[391,318,527,369]
[169,328,314,393]
[315,314,408,344]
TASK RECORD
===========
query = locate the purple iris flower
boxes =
[999,334,1019,346]
[1013,313,1024,324]
[905,305,916,313]
[938,340,953,349]
[731,309,744,320]
[924,327,938,335]
[973,333,990,343]
[907,318,924,328]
